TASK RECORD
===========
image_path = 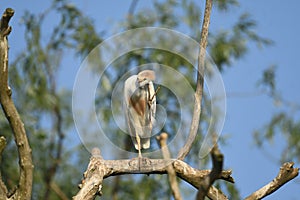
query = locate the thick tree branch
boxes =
[245,162,299,200]
[196,143,224,200]
[177,0,213,160]
[73,148,233,200]
[0,8,33,200]
[73,148,107,200]
[157,133,182,200]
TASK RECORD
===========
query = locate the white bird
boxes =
[124,70,156,157]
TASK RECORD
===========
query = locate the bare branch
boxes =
[128,0,139,17]
[44,63,65,200]
[127,0,139,28]
[196,143,224,200]
[206,186,228,200]
[50,182,70,200]
[0,8,33,200]
[73,148,107,200]
[0,8,14,37]
[73,148,233,200]
[0,136,6,155]
[245,162,299,200]
[157,133,182,200]
[177,0,213,160]
[0,136,8,199]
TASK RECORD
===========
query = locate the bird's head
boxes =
[137,70,155,87]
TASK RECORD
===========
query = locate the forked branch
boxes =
[196,143,224,200]
[73,148,234,200]
[245,162,299,200]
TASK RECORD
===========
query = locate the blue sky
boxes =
[0,0,299,199]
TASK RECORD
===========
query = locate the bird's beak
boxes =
[138,79,149,87]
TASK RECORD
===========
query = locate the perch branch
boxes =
[156,133,182,200]
[73,148,233,200]
[245,162,299,200]
[0,8,33,200]
[196,143,224,200]
[177,0,213,160]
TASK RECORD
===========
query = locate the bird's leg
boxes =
[136,134,142,158]
[134,131,142,169]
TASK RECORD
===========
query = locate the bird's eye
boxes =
[143,78,147,81]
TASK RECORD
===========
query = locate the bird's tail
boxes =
[141,138,150,149]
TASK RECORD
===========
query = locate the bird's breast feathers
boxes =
[129,93,147,116]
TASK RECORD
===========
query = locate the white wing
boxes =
[123,75,140,150]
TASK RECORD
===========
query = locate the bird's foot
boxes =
[139,156,151,166]
[129,157,140,168]
[128,156,151,170]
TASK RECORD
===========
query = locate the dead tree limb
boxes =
[157,133,182,200]
[0,8,33,200]
[0,137,8,199]
[245,162,299,200]
[177,0,213,161]
[73,148,233,200]
[196,143,224,200]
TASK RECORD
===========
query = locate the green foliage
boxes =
[254,66,300,163]
[210,13,272,70]
[213,0,239,11]
[254,112,300,163]
[257,65,277,96]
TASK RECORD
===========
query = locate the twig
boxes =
[127,0,139,28]
[0,8,33,200]
[0,136,6,155]
[196,143,224,200]
[0,137,8,199]
[50,182,70,200]
[128,0,139,16]
[245,162,299,200]
[206,186,228,200]
[73,148,233,200]
[0,8,14,37]
[156,133,182,200]
[177,0,213,160]
[44,59,65,200]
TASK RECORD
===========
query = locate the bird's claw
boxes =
[129,156,151,170]
[139,157,151,166]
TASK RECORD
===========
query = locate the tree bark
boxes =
[73,148,233,200]
[157,133,182,200]
[245,162,299,200]
[177,0,213,161]
[0,8,33,200]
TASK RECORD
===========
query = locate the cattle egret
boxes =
[124,70,156,157]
